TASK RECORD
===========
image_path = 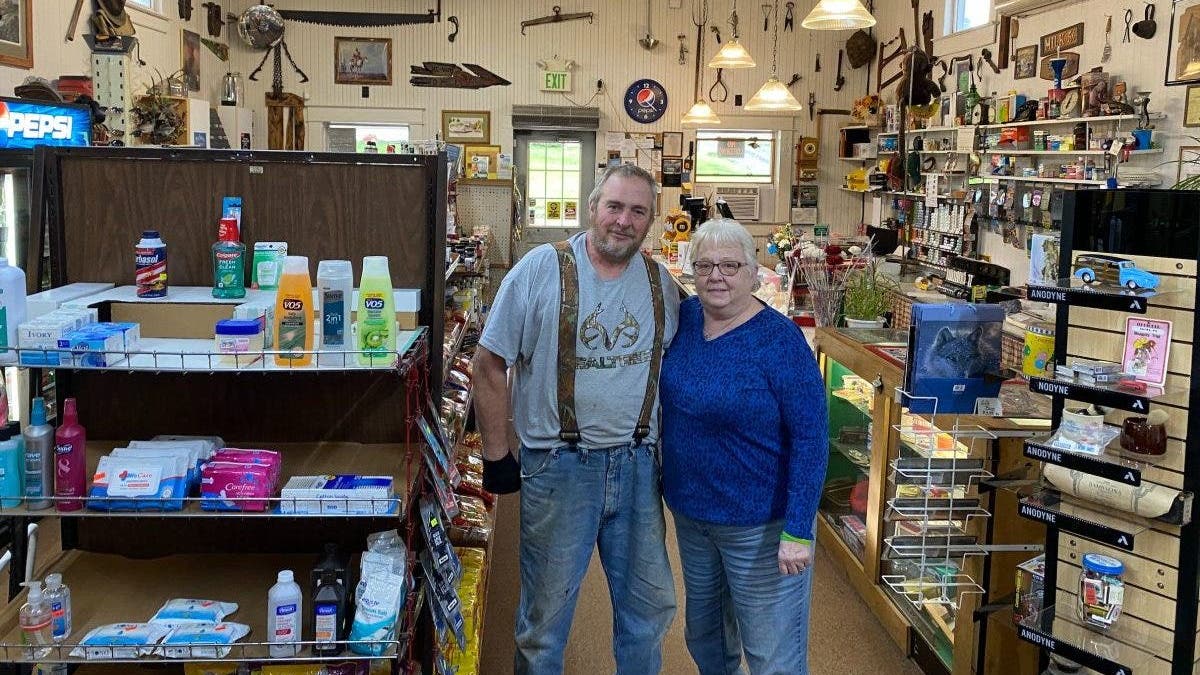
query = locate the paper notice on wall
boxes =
[956,127,975,153]
[606,131,625,152]
[926,175,939,208]
[620,138,638,158]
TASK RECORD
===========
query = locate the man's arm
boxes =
[472,346,522,493]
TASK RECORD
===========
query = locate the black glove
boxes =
[482,451,522,494]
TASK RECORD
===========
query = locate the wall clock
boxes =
[624,79,668,124]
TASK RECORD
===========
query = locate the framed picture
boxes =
[181,29,201,92]
[954,58,972,92]
[334,37,393,86]
[464,144,501,180]
[441,110,490,144]
[0,0,32,69]
[1123,317,1172,387]
[1187,85,1200,126]
[1166,0,1200,85]
[661,131,683,158]
[1177,145,1200,183]
[1014,45,1038,80]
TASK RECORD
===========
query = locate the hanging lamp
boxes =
[746,0,802,112]
[801,0,876,30]
[708,0,755,68]
[683,0,721,125]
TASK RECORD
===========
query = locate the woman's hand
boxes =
[778,539,812,575]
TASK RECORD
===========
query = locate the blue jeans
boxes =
[515,442,677,675]
[673,511,813,675]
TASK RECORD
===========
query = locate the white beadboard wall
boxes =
[224,0,870,234]
[871,0,1191,285]
[0,2,226,116]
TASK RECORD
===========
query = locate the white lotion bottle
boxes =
[316,260,353,367]
[0,257,26,364]
[268,569,303,657]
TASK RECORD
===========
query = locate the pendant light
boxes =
[745,0,802,112]
[801,0,876,30]
[708,0,755,69]
[683,0,721,126]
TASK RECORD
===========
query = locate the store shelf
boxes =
[983,148,1163,157]
[0,440,424,518]
[890,457,991,484]
[983,175,1107,186]
[887,497,989,520]
[1027,374,1177,414]
[1016,488,1148,551]
[878,126,958,136]
[918,150,965,155]
[978,113,1161,130]
[830,439,871,472]
[0,551,409,663]
[882,190,961,201]
[1007,602,1171,675]
[1025,278,1176,314]
[881,578,955,673]
[11,328,427,374]
[840,186,883,194]
[831,388,873,417]
[445,254,461,280]
[1022,439,1159,487]
[839,156,877,161]
[880,570,984,610]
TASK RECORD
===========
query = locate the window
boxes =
[526,140,583,228]
[128,0,164,13]
[326,124,410,153]
[947,0,991,33]
[695,130,775,184]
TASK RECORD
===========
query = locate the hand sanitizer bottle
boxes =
[19,581,52,658]
[43,574,71,642]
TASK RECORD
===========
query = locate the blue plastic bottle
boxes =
[0,421,24,508]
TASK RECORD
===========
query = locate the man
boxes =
[473,164,679,674]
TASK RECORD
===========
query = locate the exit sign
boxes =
[541,71,572,92]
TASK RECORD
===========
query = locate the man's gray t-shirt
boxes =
[479,232,680,450]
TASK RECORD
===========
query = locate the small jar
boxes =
[1077,553,1124,630]
[215,318,265,367]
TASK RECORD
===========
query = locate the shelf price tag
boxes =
[1016,624,1133,675]
[1023,441,1142,486]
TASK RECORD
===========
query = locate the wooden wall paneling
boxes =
[1059,533,1179,595]
[1070,307,1196,343]
[1057,559,1177,630]
[1051,588,1175,674]
[1066,326,1194,378]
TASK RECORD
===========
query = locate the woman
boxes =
[661,218,828,675]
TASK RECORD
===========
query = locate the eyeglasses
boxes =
[694,260,749,277]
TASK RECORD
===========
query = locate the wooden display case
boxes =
[815,327,1048,675]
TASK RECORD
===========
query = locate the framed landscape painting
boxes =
[334,37,392,86]
[442,110,490,144]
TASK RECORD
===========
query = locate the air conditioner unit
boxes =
[712,186,762,222]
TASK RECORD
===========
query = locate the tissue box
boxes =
[279,475,395,515]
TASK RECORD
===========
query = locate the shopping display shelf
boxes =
[886,497,990,521]
[984,148,1163,157]
[443,304,479,381]
[830,388,872,417]
[1027,374,1184,415]
[878,126,958,136]
[830,439,871,472]
[0,551,409,663]
[880,570,984,610]
[445,254,461,280]
[1016,488,1151,552]
[890,458,992,485]
[839,156,877,161]
[0,440,424,519]
[1024,278,1182,314]
[1001,602,1171,675]
[983,175,1108,186]
[839,186,883,194]
[9,328,426,374]
[1022,438,1165,487]
[977,113,1162,130]
[881,580,954,673]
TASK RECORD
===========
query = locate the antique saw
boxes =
[278,2,440,27]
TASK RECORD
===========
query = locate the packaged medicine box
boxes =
[279,475,396,515]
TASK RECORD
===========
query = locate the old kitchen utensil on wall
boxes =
[1132,3,1156,39]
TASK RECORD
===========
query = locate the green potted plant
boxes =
[842,257,898,328]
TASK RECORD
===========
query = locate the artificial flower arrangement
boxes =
[851,94,884,124]
[766,223,795,264]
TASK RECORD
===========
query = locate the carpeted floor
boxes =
[480,494,922,674]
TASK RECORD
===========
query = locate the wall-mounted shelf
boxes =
[839,156,877,161]
[978,113,1162,130]
[1010,603,1169,675]
[1024,279,1173,314]
[983,175,1108,186]
[878,126,958,136]
[1022,439,1150,487]
[1027,375,1178,414]
[983,148,1163,157]
[840,186,883,194]
[917,150,965,155]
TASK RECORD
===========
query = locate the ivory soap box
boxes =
[279,475,395,515]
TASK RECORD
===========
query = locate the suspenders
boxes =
[552,240,665,445]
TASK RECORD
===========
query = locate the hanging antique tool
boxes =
[808,93,816,121]
[201,37,229,61]
[521,6,595,35]
[1132,3,1156,39]
[447,16,459,42]
[278,6,439,27]
[639,0,660,49]
[761,2,772,30]
[834,49,846,91]
[1123,9,1133,43]
[678,34,689,64]
[981,48,1001,74]
[179,0,194,21]
[1102,15,1112,62]
[711,25,722,43]
[787,73,802,88]
[876,28,907,90]
[201,3,225,38]
[815,53,821,72]
[709,68,728,101]
[784,2,794,30]
[410,62,511,88]
[66,0,86,41]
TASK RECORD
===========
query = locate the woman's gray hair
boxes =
[690,217,758,267]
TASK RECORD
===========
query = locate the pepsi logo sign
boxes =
[624,79,668,124]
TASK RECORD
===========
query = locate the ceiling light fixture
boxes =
[801,0,876,30]
[746,0,802,112]
[708,0,756,68]
[683,0,722,126]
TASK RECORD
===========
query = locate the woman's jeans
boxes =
[673,510,813,675]
[515,442,677,675]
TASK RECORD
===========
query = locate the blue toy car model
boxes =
[1073,254,1160,290]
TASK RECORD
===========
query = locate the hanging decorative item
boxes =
[179,0,194,20]
[1039,52,1079,81]
[845,29,876,69]
[201,3,225,38]
[682,0,720,126]
[409,62,511,89]
[709,0,755,68]
[238,5,310,96]
[981,48,1001,74]
[92,0,136,40]
[896,47,941,108]
[834,49,846,90]
[624,79,669,123]
[200,38,228,61]
[67,0,87,41]
[1040,23,1084,55]
[784,2,794,30]
[447,17,460,42]
[639,0,660,49]
[876,29,908,90]
[746,0,803,112]
[521,6,595,35]
[277,9,438,28]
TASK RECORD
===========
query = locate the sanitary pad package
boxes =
[150,598,239,624]
[157,621,250,658]
[88,454,188,511]
[279,475,396,515]
[200,462,275,512]
[69,623,172,659]
[211,448,281,483]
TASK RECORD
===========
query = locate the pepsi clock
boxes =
[624,79,668,124]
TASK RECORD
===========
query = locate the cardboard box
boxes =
[1014,553,1046,624]
[279,475,395,515]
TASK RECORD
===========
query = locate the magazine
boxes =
[1122,317,1172,386]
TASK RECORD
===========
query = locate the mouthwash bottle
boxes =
[356,256,396,367]
[212,217,246,299]
[273,256,314,367]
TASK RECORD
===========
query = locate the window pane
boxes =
[695,131,773,183]
[527,140,586,227]
[529,144,548,170]
[564,142,582,170]
[563,171,580,199]
[546,145,564,171]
